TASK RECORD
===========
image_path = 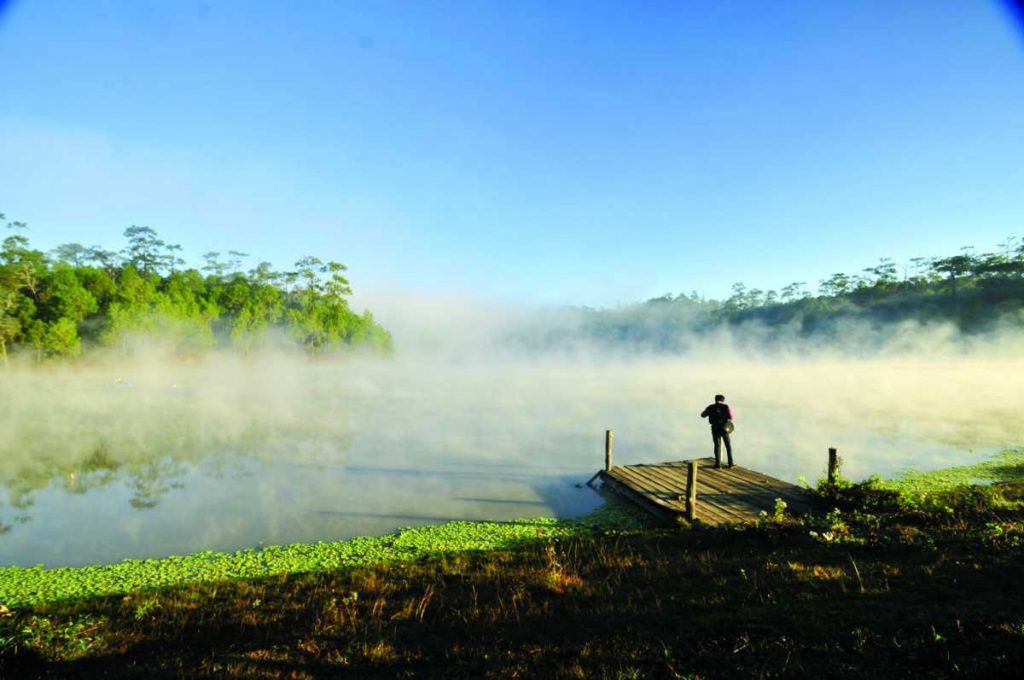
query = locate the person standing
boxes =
[700,394,734,468]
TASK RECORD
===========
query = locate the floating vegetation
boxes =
[0,505,640,607]
[876,449,1024,498]
[4,450,1022,609]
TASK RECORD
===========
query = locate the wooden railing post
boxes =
[605,429,613,471]
[686,460,698,521]
[827,447,838,485]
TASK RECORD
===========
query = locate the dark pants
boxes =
[711,425,733,467]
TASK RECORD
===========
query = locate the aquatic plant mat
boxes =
[876,449,1024,497]
[0,507,642,608]
[1,453,1023,677]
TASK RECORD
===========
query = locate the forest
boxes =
[0,214,392,362]
[544,236,1024,352]
[5,210,1023,361]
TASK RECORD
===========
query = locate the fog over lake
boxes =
[1,304,1020,567]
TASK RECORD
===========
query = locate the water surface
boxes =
[0,356,1015,566]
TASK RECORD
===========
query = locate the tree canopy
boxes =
[530,236,1024,353]
[0,214,391,363]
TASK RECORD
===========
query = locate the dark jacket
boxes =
[700,403,734,427]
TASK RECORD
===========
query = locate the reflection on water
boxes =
[0,356,1018,566]
[0,455,602,567]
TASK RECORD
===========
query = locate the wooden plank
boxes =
[617,464,682,490]
[629,465,687,491]
[608,467,680,511]
[634,463,688,486]
[697,487,785,518]
[616,466,686,503]
[720,465,807,494]
[692,467,803,506]
[611,467,682,508]
[691,502,735,526]
[711,466,813,510]
[601,472,663,513]
[725,473,805,499]
[685,470,771,500]
[619,467,690,513]
[613,466,745,524]
[655,469,788,522]
[598,459,815,525]
[663,458,749,476]
[694,473,811,517]
[636,464,771,510]
[631,467,697,505]
[622,466,753,524]
[696,491,763,522]
[663,459,813,510]
[629,464,771,521]
[607,475,678,520]
[700,500,756,524]
[698,497,759,524]
[597,471,675,520]
[603,469,740,524]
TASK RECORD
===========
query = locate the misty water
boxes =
[0,354,1018,567]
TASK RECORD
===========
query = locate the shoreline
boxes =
[2,448,1021,609]
[0,451,1021,676]
[0,505,641,608]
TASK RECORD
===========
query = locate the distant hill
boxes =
[516,239,1024,354]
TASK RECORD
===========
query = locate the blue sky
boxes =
[1,1,1022,305]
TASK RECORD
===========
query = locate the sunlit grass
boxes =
[0,505,640,608]
[4,449,1022,610]
[1,451,1023,676]
[877,449,1024,497]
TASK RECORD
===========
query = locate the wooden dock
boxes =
[596,458,814,525]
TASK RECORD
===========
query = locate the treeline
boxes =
[0,214,392,362]
[543,237,1024,351]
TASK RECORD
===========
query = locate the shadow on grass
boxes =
[7,506,1024,678]
[989,462,1024,483]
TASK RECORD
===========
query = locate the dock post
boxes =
[827,447,838,485]
[686,460,698,521]
[605,429,613,471]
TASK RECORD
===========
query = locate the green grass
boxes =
[3,449,1022,610]
[1,480,1023,678]
[2,450,1023,676]
[876,448,1024,497]
[0,505,641,608]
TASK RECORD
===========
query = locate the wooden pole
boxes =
[686,460,698,521]
[828,447,838,485]
[604,429,613,471]
[585,429,614,487]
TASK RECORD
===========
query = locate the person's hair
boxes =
[714,394,725,402]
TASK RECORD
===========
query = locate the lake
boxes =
[0,355,1016,566]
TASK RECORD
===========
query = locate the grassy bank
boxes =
[875,449,1024,498]
[1,452,1023,677]
[0,507,643,608]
